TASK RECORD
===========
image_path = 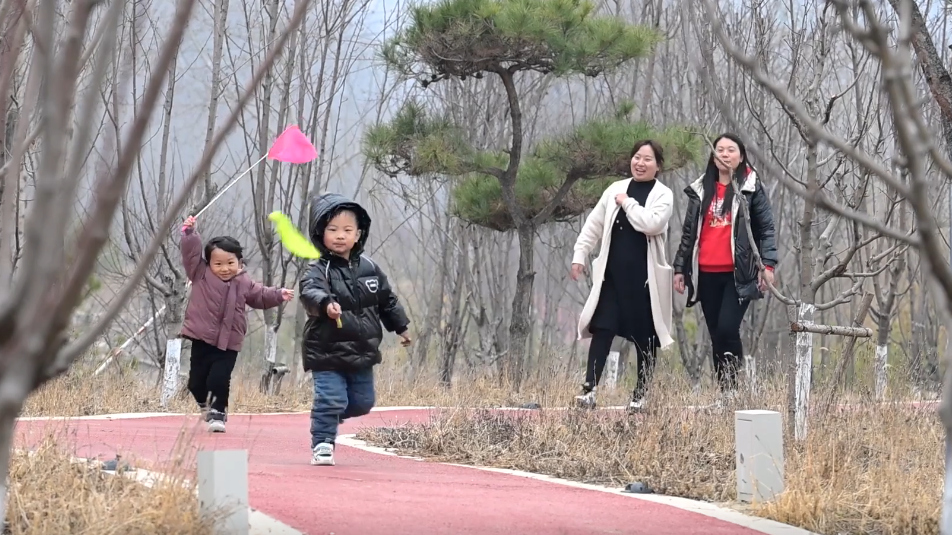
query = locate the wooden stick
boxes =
[789,322,873,337]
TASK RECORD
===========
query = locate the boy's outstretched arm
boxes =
[300,261,333,317]
[245,279,285,309]
[375,267,410,334]
[180,225,205,282]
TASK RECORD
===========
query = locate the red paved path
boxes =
[15,410,770,535]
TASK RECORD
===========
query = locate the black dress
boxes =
[589,179,659,348]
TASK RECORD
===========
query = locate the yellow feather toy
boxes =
[269,211,322,259]
[268,211,342,328]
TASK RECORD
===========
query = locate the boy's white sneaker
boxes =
[311,443,335,466]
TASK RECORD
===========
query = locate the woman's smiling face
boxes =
[630,144,659,181]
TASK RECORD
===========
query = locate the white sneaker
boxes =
[627,396,645,413]
[712,390,737,410]
[311,443,335,466]
[574,389,596,409]
[207,409,226,433]
[207,419,226,433]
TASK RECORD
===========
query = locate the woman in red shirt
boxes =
[672,134,777,398]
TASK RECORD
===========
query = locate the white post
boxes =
[264,325,278,364]
[735,409,784,503]
[874,344,888,401]
[603,351,619,391]
[160,338,183,408]
[745,354,757,392]
[197,450,249,535]
[793,303,815,441]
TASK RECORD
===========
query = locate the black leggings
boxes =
[187,339,239,412]
[697,271,750,392]
[584,329,658,399]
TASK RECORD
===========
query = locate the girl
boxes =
[571,140,675,411]
[180,215,294,432]
[672,133,777,401]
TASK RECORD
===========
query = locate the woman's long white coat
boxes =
[572,178,675,349]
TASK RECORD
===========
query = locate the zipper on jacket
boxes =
[350,258,361,310]
[216,280,230,342]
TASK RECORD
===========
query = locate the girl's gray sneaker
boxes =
[574,387,596,409]
[207,409,226,433]
[311,443,335,466]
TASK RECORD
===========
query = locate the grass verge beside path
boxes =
[357,373,942,535]
[8,434,212,534]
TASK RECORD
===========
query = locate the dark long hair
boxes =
[701,133,749,218]
[630,139,665,175]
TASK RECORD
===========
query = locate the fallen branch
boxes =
[789,322,873,337]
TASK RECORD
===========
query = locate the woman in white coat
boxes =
[570,140,675,411]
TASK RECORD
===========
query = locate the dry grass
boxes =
[21,356,576,417]
[7,434,214,534]
[356,371,942,535]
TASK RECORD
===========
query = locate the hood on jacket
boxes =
[308,192,372,257]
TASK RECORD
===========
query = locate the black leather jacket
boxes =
[673,171,777,306]
[299,193,410,372]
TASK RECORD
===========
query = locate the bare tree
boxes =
[690,0,892,439]
[0,0,311,520]
[693,0,952,527]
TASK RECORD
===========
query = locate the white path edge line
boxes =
[18,399,937,422]
[334,433,818,535]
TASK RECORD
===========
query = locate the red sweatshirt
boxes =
[698,179,774,274]
[698,182,734,273]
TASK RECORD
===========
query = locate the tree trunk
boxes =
[193,0,229,212]
[413,195,450,377]
[506,223,536,387]
[792,140,819,442]
[440,225,469,387]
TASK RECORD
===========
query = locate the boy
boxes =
[299,193,411,466]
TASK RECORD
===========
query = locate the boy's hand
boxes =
[281,288,295,301]
[181,216,196,232]
[326,302,342,320]
[398,330,412,347]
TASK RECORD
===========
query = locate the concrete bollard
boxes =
[198,450,249,535]
[735,410,784,503]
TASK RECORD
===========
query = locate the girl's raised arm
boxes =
[180,225,205,282]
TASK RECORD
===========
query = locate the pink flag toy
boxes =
[268,125,319,164]
[192,125,319,219]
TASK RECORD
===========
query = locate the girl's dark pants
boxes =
[187,339,238,413]
[697,271,750,392]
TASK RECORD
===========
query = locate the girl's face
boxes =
[323,210,360,258]
[714,137,743,173]
[630,145,659,181]
[209,248,240,281]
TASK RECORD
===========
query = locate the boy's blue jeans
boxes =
[310,368,375,448]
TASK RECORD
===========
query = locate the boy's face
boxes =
[209,248,240,281]
[323,210,359,258]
